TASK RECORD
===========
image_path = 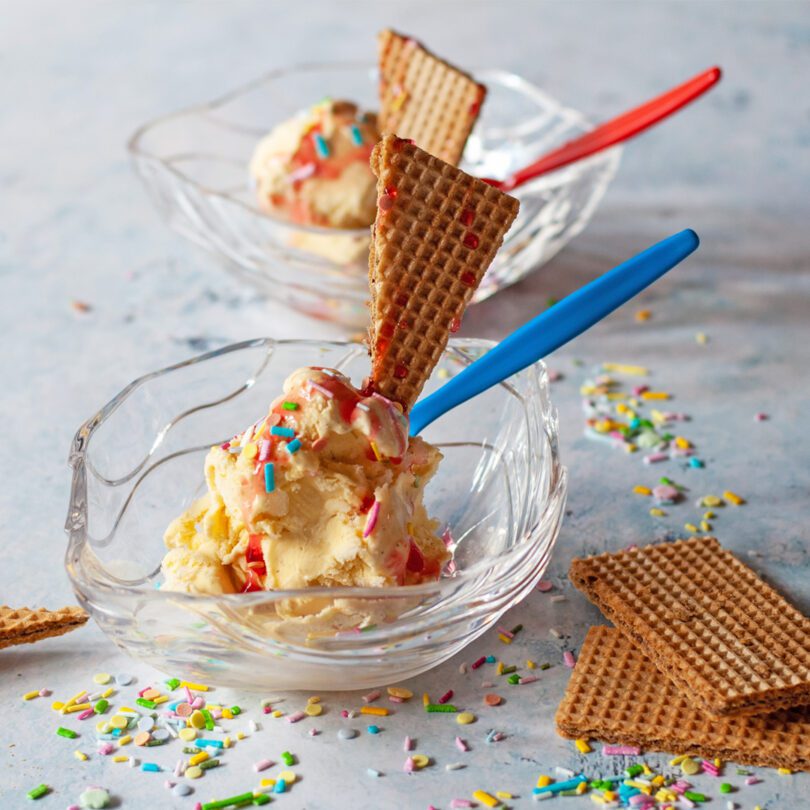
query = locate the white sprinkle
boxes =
[367,768,382,778]
[128,757,138,768]
[556,766,575,778]
[174,759,184,777]
[481,681,494,688]
[445,763,466,771]
[248,720,258,733]
[550,595,567,603]
[550,628,562,638]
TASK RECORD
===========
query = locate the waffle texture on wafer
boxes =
[0,604,88,649]
[569,536,810,717]
[556,626,810,771]
[367,134,519,410]
[378,29,486,165]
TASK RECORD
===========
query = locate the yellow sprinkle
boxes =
[642,763,653,776]
[616,403,630,415]
[651,775,665,787]
[307,695,322,704]
[189,710,206,729]
[260,778,276,788]
[387,687,413,700]
[23,691,40,701]
[186,765,203,779]
[51,701,64,711]
[702,495,723,507]
[591,797,606,806]
[576,780,588,794]
[370,441,382,461]
[117,735,132,746]
[624,442,638,453]
[526,660,536,670]
[74,750,88,761]
[674,436,691,449]
[606,392,627,401]
[179,728,196,742]
[724,490,745,505]
[189,751,209,766]
[575,738,592,753]
[498,633,512,644]
[495,792,512,800]
[101,688,114,699]
[680,756,700,775]
[112,755,128,763]
[696,332,708,344]
[649,508,666,517]
[602,363,648,377]
[109,715,128,730]
[253,419,267,439]
[655,789,675,802]
[271,710,282,718]
[96,721,111,734]
[472,790,498,808]
[496,662,504,676]
[641,391,670,400]
[179,681,209,692]
[700,521,712,532]
[411,754,429,769]
[222,708,233,720]
[93,673,111,685]
[118,706,136,713]
[650,408,666,423]
[684,523,699,533]
[537,775,552,787]
[670,755,687,766]
[305,703,322,717]
[205,704,221,711]
[65,703,92,714]
[703,510,716,518]
[153,695,169,705]
[635,309,652,322]
[714,758,722,768]
[279,770,296,784]
[242,442,258,460]
[360,706,388,717]
[437,368,450,380]
[778,768,793,775]
[633,485,652,496]
[62,690,86,712]
[422,693,430,707]
[456,712,475,725]
[604,789,617,801]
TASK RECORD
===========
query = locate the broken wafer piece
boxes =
[378,29,486,165]
[0,604,88,650]
[569,536,810,717]
[556,626,810,772]
[367,134,519,410]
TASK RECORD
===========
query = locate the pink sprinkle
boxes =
[78,708,95,720]
[185,686,194,703]
[363,690,381,703]
[138,686,151,697]
[403,736,413,751]
[563,650,576,668]
[289,162,316,183]
[755,412,769,421]
[671,448,694,457]
[519,676,538,684]
[341,710,349,718]
[309,728,319,736]
[97,743,115,756]
[491,731,505,742]
[602,744,641,756]
[258,440,271,462]
[195,804,202,810]
[210,709,222,720]
[701,760,719,775]
[441,528,454,547]
[680,798,696,809]
[403,756,416,773]
[388,695,404,703]
[438,690,454,705]
[496,627,514,639]
[450,801,475,809]
[536,580,554,592]
[68,806,81,810]
[547,369,563,382]
[455,736,468,752]
[263,705,272,714]
[286,711,306,724]
[745,776,761,785]
[471,656,486,670]
[363,501,380,537]
[164,780,175,789]
[632,385,649,396]
[671,780,691,793]
[629,796,652,807]
[38,689,51,697]
[220,442,230,451]
[308,380,334,399]
[254,759,274,772]
[643,452,669,464]
[191,697,204,709]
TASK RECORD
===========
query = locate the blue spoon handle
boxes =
[409,228,699,436]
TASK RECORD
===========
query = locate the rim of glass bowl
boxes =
[127,62,612,241]
[65,337,565,606]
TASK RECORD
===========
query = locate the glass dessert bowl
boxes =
[128,64,620,327]
[65,339,567,691]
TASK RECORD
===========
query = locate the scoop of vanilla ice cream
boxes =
[250,99,380,229]
[162,368,448,602]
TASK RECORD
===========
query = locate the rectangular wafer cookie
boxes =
[569,537,810,717]
[367,134,519,410]
[378,29,486,166]
[556,626,810,771]
[0,605,88,649]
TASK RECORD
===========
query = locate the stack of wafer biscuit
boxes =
[556,536,810,771]
[0,604,88,650]
[366,134,519,410]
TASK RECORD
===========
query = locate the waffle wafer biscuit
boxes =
[0,604,88,650]
[367,134,519,410]
[569,536,810,717]
[378,29,486,166]
[556,626,810,771]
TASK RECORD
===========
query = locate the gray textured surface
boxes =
[2,1,810,807]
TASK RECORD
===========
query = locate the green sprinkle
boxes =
[253,795,271,806]
[360,624,377,633]
[56,726,78,739]
[659,476,673,485]
[230,705,241,715]
[736,768,751,775]
[684,791,707,802]
[201,793,255,810]
[559,788,579,796]
[282,401,298,411]
[183,746,201,754]
[27,784,50,800]
[510,624,523,635]
[720,783,733,794]
[166,678,181,690]
[281,751,295,766]
[539,662,552,670]
[546,297,558,308]
[426,704,458,712]
[94,698,109,713]
[147,738,167,747]
[507,674,520,685]
[202,708,214,731]
[625,764,644,778]
[136,698,156,709]
[199,757,220,770]
[501,665,516,675]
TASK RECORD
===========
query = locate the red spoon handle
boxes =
[495,66,722,192]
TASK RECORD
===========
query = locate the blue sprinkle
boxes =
[485,655,496,663]
[198,738,224,748]
[270,426,295,438]
[689,457,704,468]
[630,418,641,429]
[264,462,275,493]
[350,124,363,146]
[141,763,161,772]
[286,439,301,455]
[367,768,381,777]
[112,728,122,737]
[313,133,329,158]
[274,779,287,794]
[367,725,380,735]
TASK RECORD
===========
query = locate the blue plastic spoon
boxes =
[409,228,699,436]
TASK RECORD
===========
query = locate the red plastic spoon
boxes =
[483,66,722,193]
